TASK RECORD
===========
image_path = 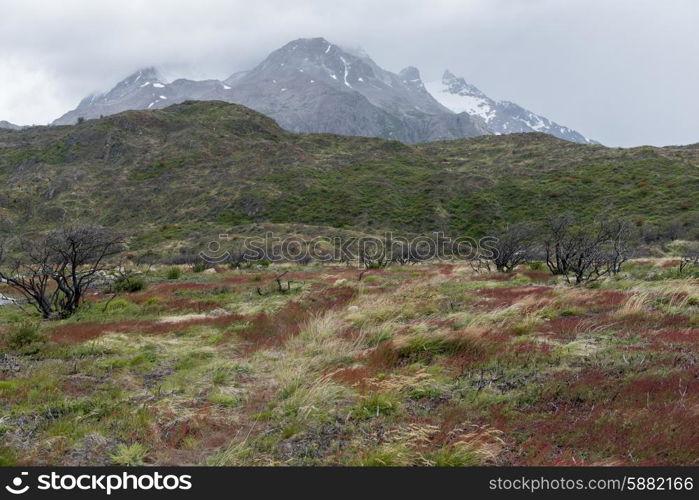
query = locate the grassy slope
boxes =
[1,101,698,252]
[0,260,697,465]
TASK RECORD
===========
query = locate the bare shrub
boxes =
[0,226,124,319]
[543,215,634,284]
[485,223,537,272]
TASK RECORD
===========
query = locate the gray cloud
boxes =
[1,0,697,146]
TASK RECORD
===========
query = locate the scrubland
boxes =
[0,259,697,466]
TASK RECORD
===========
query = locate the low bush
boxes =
[529,261,545,271]
[113,277,146,293]
[166,267,181,280]
[428,445,482,466]
[359,444,414,466]
[395,329,486,360]
[209,393,239,407]
[5,321,45,350]
[110,442,148,466]
[353,392,402,420]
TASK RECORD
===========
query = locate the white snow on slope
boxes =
[525,114,547,131]
[339,56,352,88]
[424,81,495,122]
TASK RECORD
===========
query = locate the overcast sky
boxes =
[1,0,697,146]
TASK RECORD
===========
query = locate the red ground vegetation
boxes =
[519,270,552,282]
[543,315,589,340]
[490,367,699,465]
[436,263,455,275]
[472,272,515,282]
[147,405,242,465]
[48,314,245,344]
[238,286,357,351]
[327,365,374,389]
[565,290,628,311]
[653,328,699,343]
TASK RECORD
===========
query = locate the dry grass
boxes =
[2,260,697,466]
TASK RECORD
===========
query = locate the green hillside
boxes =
[1,101,697,250]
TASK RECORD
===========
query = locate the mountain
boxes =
[55,39,488,142]
[219,38,488,142]
[53,67,233,125]
[426,70,594,144]
[0,120,22,130]
[52,37,590,143]
[5,101,697,249]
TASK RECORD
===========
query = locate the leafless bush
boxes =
[604,217,634,275]
[543,214,633,284]
[486,223,537,272]
[256,270,299,295]
[0,226,124,319]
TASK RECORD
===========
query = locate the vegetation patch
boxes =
[0,259,696,465]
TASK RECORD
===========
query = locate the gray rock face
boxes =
[426,70,594,144]
[222,38,488,142]
[51,38,592,144]
[53,68,234,125]
[0,120,22,130]
[52,39,489,142]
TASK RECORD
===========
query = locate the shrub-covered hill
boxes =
[1,100,697,247]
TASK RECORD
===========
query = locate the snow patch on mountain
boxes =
[425,80,495,122]
[426,70,594,144]
[50,38,594,144]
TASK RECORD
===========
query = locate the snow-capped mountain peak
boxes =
[442,70,488,100]
[52,38,593,144]
[219,37,473,141]
[425,70,495,122]
[108,67,168,98]
[53,66,236,125]
[426,70,594,143]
